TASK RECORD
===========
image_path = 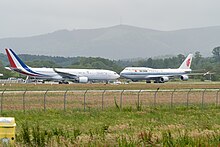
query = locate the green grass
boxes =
[0,106,220,146]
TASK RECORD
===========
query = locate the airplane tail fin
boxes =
[178,54,193,69]
[5,48,28,69]
[5,48,42,76]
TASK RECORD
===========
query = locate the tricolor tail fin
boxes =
[5,48,43,77]
[5,48,29,69]
[178,54,193,69]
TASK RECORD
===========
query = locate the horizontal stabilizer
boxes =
[5,67,12,71]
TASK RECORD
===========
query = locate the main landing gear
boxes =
[58,81,69,84]
[146,80,151,83]
[153,80,164,83]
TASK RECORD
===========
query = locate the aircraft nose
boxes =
[112,72,120,79]
[115,73,120,79]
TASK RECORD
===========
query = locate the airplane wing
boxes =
[53,68,78,79]
[187,73,207,76]
[188,71,215,76]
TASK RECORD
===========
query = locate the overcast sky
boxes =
[0,0,220,38]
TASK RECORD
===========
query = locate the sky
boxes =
[0,0,220,38]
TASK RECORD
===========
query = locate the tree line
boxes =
[0,47,220,81]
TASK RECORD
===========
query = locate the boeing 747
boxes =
[120,54,193,83]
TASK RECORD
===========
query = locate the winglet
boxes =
[178,54,193,69]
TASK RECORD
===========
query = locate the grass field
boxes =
[1,106,220,146]
[0,82,219,146]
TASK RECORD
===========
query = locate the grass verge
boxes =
[0,106,220,146]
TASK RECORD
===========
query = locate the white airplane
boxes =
[5,48,120,83]
[120,54,193,83]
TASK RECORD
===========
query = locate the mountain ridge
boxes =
[0,25,219,59]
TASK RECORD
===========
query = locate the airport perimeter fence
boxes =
[0,89,219,113]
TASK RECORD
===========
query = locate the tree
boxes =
[177,54,185,64]
[193,51,202,67]
[146,58,153,67]
[212,46,220,62]
[194,51,202,61]
[136,60,147,67]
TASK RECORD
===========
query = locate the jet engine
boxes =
[160,77,169,82]
[78,77,89,83]
[180,75,189,81]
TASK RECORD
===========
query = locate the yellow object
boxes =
[0,117,16,145]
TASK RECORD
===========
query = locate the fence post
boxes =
[186,89,191,107]
[171,89,176,108]
[201,89,206,108]
[120,90,124,110]
[64,90,68,111]
[137,90,142,110]
[216,89,220,107]
[1,89,6,114]
[44,89,49,112]
[102,90,106,110]
[84,90,88,111]
[154,88,159,107]
[23,89,27,113]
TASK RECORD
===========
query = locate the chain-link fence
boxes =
[0,89,219,112]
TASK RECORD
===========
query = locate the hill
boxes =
[0,25,220,59]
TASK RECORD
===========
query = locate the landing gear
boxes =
[154,80,164,83]
[59,81,69,84]
[146,80,151,83]
[25,76,29,83]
